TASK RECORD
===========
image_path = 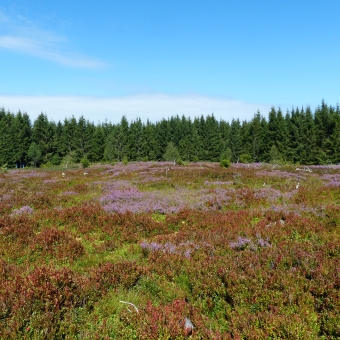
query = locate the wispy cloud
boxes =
[0,10,108,68]
[0,93,271,123]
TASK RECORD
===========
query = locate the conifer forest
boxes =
[1,100,340,168]
[0,101,340,339]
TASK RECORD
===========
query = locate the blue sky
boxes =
[0,1,339,123]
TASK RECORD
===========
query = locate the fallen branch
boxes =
[119,300,139,313]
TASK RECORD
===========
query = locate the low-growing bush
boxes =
[220,159,230,168]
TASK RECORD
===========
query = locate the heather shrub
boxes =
[0,267,83,338]
[32,227,85,261]
[89,261,144,293]
[1,162,340,338]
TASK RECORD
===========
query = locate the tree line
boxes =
[0,100,339,167]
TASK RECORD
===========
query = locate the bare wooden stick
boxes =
[119,300,139,313]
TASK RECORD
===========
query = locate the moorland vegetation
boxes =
[0,161,340,339]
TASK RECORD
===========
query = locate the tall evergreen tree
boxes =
[330,112,340,164]
[32,113,54,163]
[203,114,223,161]
[142,120,159,161]
[75,116,93,160]
[129,118,145,161]
[89,125,105,162]
[193,117,205,160]
[13,111,32,167]
[0,110,15,166]
[155,118,170,155]
[246,112,266,162]
[61,116,78,159]
[268,107,289,161]
[228,119,242,162]
[104,116,129,162]
[314,100,334,164]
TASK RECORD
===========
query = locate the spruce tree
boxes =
[61,116,78,160]
[13,111,32,167]
[89,126,105,162]
[0,110,15,166]
[32,113,54,163]
[142,121,159,161]
[204,114,223,161]
[228,119,242,163]
[248,112,266,162]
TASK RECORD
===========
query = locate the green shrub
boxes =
[81,155,90,168]
[41,161,53,168]
[0,163,8,173]
[122,156,129,165]
[239,153,252,163]
[220,159,230,168]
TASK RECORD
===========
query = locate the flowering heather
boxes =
[8,170,48,178]
[321,173,340,186]
[230,235,271,250]
[99,174,237,213]
[310,164,340,170]
[231,163,263,169]
[256,237,271,248]
[100,188,184,214]
[255,170,301,178]
[140,240,201,258]
[2,162,340,338]
[61,191,78,196]
[254,187,289,203]
[43,179,59,184]
[11,205,33,216]
[102,162,160,176]
[229,236,252,250]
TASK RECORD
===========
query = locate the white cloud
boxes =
[0,10,108,68]
[0,94,271,123]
